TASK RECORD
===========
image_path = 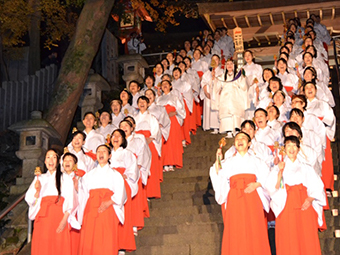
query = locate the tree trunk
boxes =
[0,35,9,83]
[45,0,115,144]
[28,0,41,75]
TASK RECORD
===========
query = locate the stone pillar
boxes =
[117,54,149,88]
[8,111,62,194]
[78,71,111,121]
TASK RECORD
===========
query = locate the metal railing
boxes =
[0,192,32,243]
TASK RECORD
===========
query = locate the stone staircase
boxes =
[130,129,233,255]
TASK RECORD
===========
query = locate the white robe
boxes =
[264,157,326,227]
[97,124,117,139]
[156,92,186,126]
[64,144,95,174]
[200,67,223,130]
[25,171,80,229]
[210,152,270,212]
[212,72,248,133]
[132,92,142,109]
[134,111,162,156]
[148,102,171,141]
[172,78,194,113]
[77,163,126,225]
[255,126,281,147]
[276,71,299,94]
[110,147,139,197]
[121,103,137,117]
[111,112,125,128]
[83,129,106,153]
[126,133,151,185]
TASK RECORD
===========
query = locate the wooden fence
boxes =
[0,65,58,132]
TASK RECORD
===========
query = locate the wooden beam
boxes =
[221,18,228,29]
[332,7,335,19]
[320,9,323,20]
[269,13,275,25]
[282,12,286,25]
[203,13,216,32]
[257,14,263,26]
[307,9,310,18]
[245,15,251,27]
[233,16,239,27]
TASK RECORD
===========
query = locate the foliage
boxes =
[113,0,200,33]
[0,0,82,50]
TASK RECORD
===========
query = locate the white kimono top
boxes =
[172,78,194,112]
[265,157,326,227]
[110,147,139,197]
[134,111,162,156]
[97,124,117,139]
[126,133,151,185]
[156,92,186,126]
[121,103,137,117]
[111,112,125,128]
[148,102,171,141]
[77,163,126,225]
[25,171,80,229]
[210,152,270,212]
[83,129,106,153]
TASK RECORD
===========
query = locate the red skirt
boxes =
[162,105,184,168]
[70,215,80,255]
[321,137,334,191]
[195,101,202,127]
[276,184,322,255]
[182,100,192,145]
[131,178,145,229]
[222,174,270,255]
[32,196,71,255]
[114,167,136,251]
[78,189,120,255]
[135,130,161,198]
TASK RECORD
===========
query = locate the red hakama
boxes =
[222,174,271,255]
[78,189,120,255]
[136,130,161,198]
[276,184,322,255]
[131,178,145,229]
[182,100,192,145]
[31,196,71,255]
[114,167,136,252]
[162,105,184,168]
[321,137,334,191]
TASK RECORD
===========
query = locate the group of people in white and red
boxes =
[25,14,336,255]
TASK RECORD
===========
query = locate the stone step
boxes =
[160,181,209,194]
[148,204,221,218]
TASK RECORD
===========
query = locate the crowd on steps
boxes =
[25,13,336,255]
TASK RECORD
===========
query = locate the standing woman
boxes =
[134,96,162,198]
[210,132,271,255]
[156,80,186,171]
[120,88,137,117]
[25,149,79,255]
[78,145,126,255]
[110,129,139,252]
[304,81,336,192]
[265,136,325,255]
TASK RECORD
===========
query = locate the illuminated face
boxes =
[211,56,220,67]
[263,70,273,82]
[45,150,58,171]
[138,99,148,113]
[203,45,211,55]
[291,98,305,110]
[111,100,121,115]
[72,133,85,150]
[178,63,186,73]
[284,126,300,138]
[161,59,169,69]
[184,41,191,50]
[285,141,299,161]
[129,82,139,94]
[83,114,96,129]
[120,91,129,103]
[63,155,76,174]
[166,53,174,64]
[110,131,123,148]
[226,61,234,72]
[269,80,280,93]
[254,111,267,129]
[273,92,285,106]
[244,51,253,64]
[303,54,313,65]
[173,69,181,80]
[241,123,255,139]
[161,81,171,94]
[155,64,163,75]
[180,49,187,57]
[304,83,316,100]
[193,50,201,60]
[290,112,304,127]
[304,38,313,47]
[277,61,287,73]
[100,112,111,126]
[96,146,110,165]
[303,69,314,82]
[119,121,133,137]
[184,58,191,68]
[234,133,250,153]
[145,77,154,88]
[267,106,279,121]
[306,47,315,56]
[145,90,155,104]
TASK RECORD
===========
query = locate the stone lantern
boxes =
[117,54,149,87]
[8,111,61,194]
[78,71,111,120]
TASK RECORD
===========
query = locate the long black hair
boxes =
[45,149,62,203]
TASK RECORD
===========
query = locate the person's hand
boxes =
[98,200,114,213]
[123,174,127,179]
[301,197,314,210]
[146,137,154,145]
[204,91,211,99]
[73,177,78,192]
[168,111,176,117]
[244,182,261,193]
[56,218,67,233]
[273,156,280,165]
[34,180,41,198]
[278,162,285,171]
